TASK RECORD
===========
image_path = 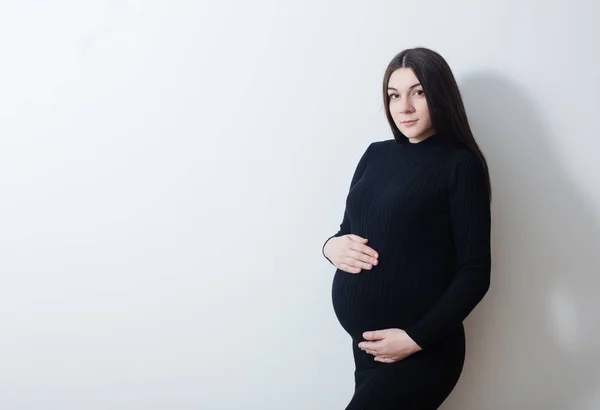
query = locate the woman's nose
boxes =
[398,98,414,113]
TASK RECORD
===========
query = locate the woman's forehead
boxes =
[388,68,419,89]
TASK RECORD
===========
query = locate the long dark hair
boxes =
[383,47,492,199]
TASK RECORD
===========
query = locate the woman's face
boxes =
[387,68,435,143]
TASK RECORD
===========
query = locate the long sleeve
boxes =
[404,153,491,349]
[322,142,374,265]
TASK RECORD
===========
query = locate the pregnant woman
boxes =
[322,47,492,409]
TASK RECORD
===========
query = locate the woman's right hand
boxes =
[323,234,379,274]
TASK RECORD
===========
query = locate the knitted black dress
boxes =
[323,134,491,409]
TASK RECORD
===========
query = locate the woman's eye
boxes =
[414,90,424,96]
[389,94,399,99]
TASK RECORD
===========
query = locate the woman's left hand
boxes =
[358,328,422,363]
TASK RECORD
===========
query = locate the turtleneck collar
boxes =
[395,132,445,148]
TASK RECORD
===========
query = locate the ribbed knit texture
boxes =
[323,134,491,409]
[325,134,491,348]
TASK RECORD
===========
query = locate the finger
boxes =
[358,341,376,349]
[346,234,368,243]
[342,255,370,270]
[349,242,379,259]
[343,255,373,270]
[347,249,378,267]
[358,344,378,356]
[374,356,394,363]
[341,254,366,268]
[363,330,386,341]
[360,341,386,354]
[339,263,361,274]
[342,256,373,273]
[359,343,379,356]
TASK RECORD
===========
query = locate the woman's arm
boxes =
[404,152,492,349]
[322,142,374,265]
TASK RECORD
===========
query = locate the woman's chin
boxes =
[404,131,434,143]
[405,134,424,143]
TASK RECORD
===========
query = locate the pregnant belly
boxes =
[331,269,421,341]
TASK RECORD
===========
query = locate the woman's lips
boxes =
[401,120,418,126]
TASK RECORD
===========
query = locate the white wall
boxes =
[1,1,598,409]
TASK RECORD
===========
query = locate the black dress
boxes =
[323,134,491,409]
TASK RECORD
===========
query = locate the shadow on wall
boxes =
[440,72,600,410]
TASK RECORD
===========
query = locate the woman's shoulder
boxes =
[445,145,479,162]
[365,139,396,154]
[442,145,487,182]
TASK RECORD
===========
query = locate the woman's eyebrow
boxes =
[387,83,421,91]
